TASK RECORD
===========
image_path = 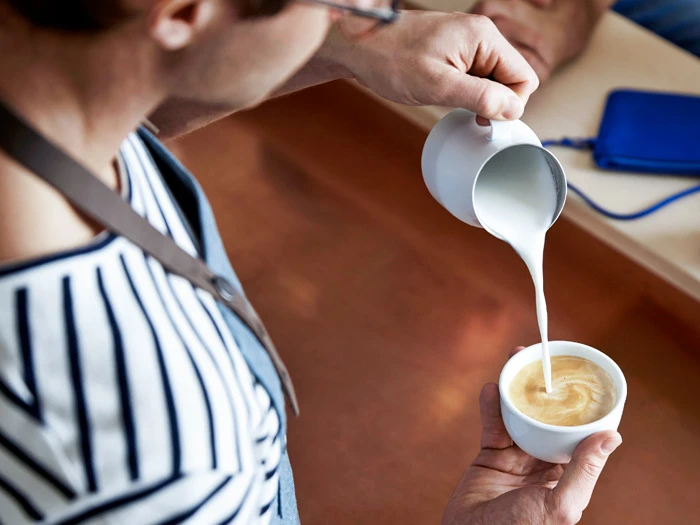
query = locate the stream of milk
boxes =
[473,147,558,393]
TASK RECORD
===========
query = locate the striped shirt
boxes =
[0,133,282,524]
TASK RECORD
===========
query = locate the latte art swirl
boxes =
[509,356,616,426]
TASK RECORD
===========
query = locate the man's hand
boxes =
[471,0,613,83]
[325,10,539,120]
[153,10,539,139]
[442,350,622,524]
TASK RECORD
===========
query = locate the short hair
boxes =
[245,0,288,16]
[5,1,131,31]
[6,0,291,31]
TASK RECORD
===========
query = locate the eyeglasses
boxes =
[304,0,400,39]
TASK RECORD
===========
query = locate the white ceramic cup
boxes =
[421,109,567,237]
[499,341,627,464]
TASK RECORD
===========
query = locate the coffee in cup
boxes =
[509,356,616,426]
[499,341,626,463]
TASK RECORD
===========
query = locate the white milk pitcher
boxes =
[423,108,568,400]
[421,109,567,239]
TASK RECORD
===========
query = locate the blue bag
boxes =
[594,89,700,176]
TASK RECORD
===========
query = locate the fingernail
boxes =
[502,95,523,119]
[601,435,622,454]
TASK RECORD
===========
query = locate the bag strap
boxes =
[0,102,299,416]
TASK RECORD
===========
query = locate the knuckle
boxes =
[523,69,540,94]
[475,87,501,117]
[579,459,604,483]
[470,13,497,33]
[427,64,446,84]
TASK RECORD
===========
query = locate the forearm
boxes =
[271,53,353,99]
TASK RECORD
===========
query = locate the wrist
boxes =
[314,25,357,81]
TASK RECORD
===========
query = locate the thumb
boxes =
[548,431,622,523]
[440,70,525,121]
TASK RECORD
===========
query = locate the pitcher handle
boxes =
[487,119,512,142]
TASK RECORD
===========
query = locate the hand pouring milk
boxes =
[422,110,566,393]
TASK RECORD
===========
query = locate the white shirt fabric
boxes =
[0,133,281,524]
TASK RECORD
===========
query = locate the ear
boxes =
[149,0,214,51]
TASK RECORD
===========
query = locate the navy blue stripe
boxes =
[96,267,139,481]
[264,464,278,481]
[0,473,43,520]
[54,474,182,525]
[0,234,117,278]
[263,404,279,442]
[259,399,282,444]
[156,475,233,525]
[63,276,98,493]
[120,254,181,476]
[142,255,217,470]
[198,297,253,422]
[16,288,41,422]
[0,290,42,421]
[181,351,217,470]
[0,377,38,421]
[278,477,283,519]
[255,435,268,444]
[258,386,273,412]
[259,496,276,516]
[0,429,76,499]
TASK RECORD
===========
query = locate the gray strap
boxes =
[0,102,299,416]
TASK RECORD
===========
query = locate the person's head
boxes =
[1,0,347,111]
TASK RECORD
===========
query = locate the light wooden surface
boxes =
[363,1,700,302]
[170,81,700,525]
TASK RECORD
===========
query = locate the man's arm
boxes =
[150,10,539,141]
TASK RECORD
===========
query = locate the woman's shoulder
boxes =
[0,149,120,269]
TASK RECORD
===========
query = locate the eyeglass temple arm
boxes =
[304,0,399,23]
